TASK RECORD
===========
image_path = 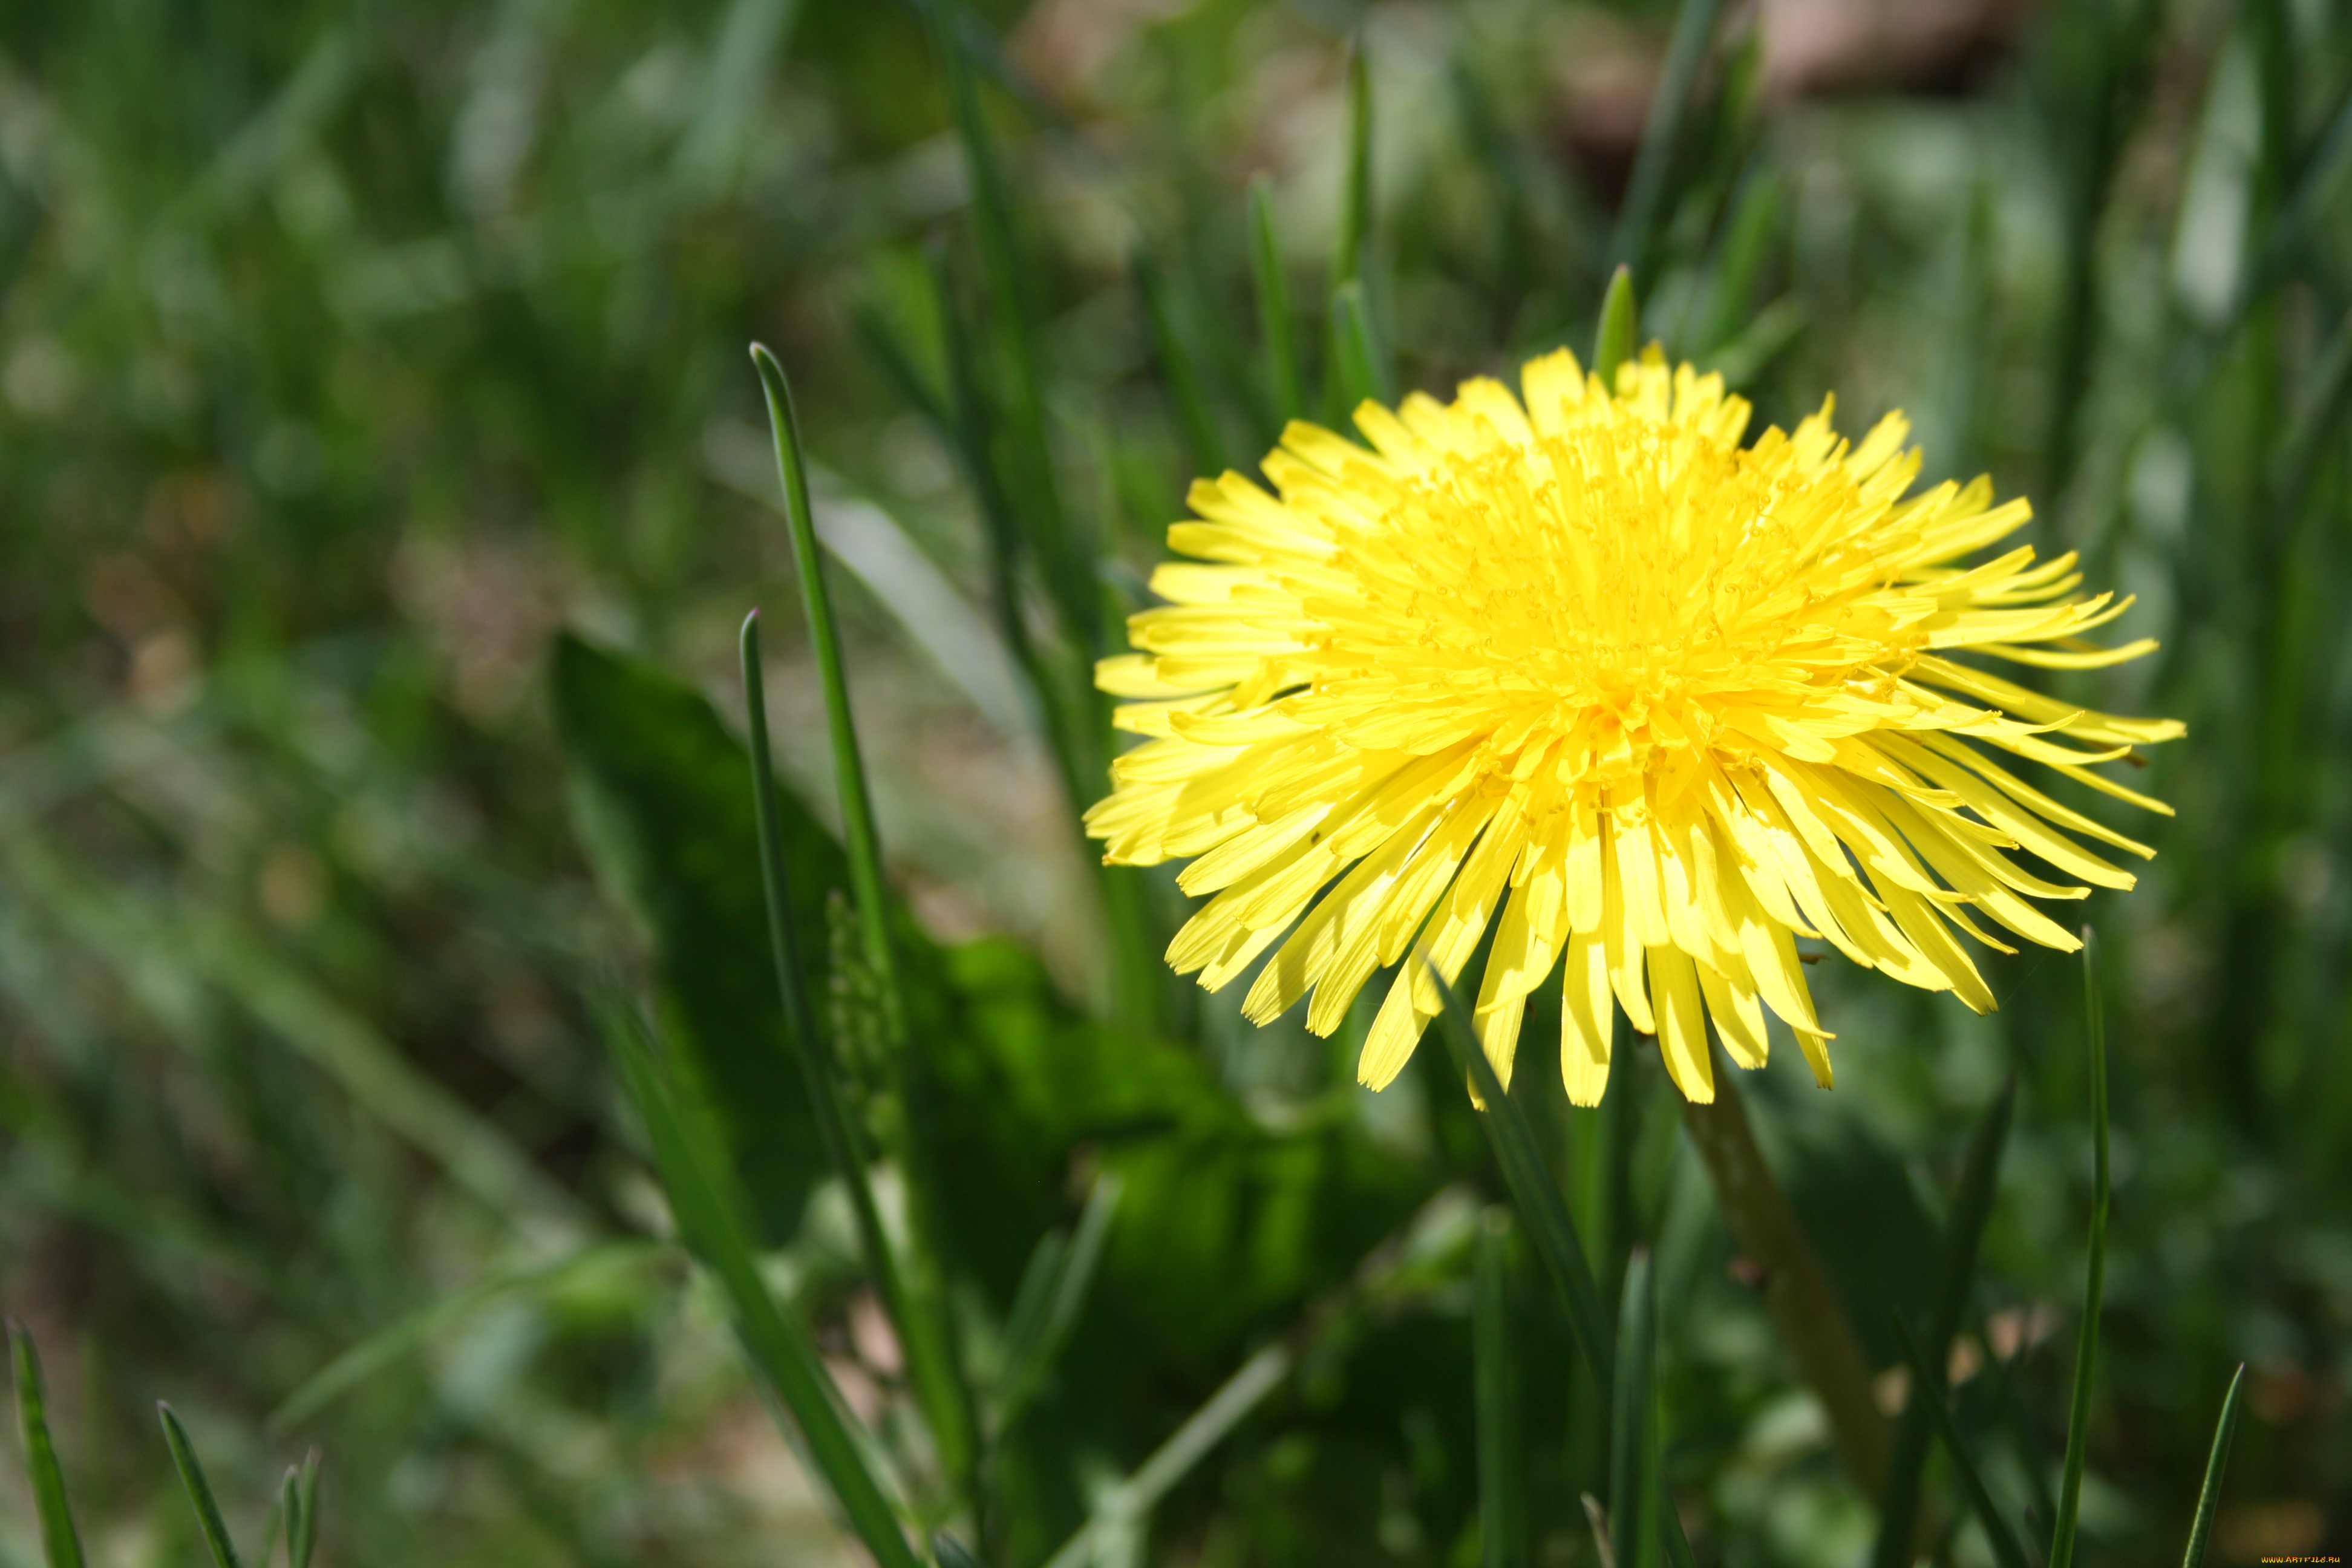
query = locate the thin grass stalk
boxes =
[1475,1207,1523,1568]
[1890,1318,2034,1568]
[1610,0,1723,279]
[290,1449,319,1568]
[9,1322,88,1568]
[1874,1076,2016,1568]
[933,13,1087,650]
[2049,929,2111,1568]
[604,1004,923,1568]
[1334,41,1371,289]
[1330,281,1392,414]
[1134,252,1229,477]
[2181,1365,2246,1568]
[738,610,978,1508]
[1427,964,1613,1390]
[1325,43,1377,425]
[1248,175,1307,430]
[1609,1252,1655,1568]
[157,1405,243,1568]
[1679,1064,1890,1497]
[750,346,901,1025]
[1040,1344,1294,1568]
[924,246,1072,779]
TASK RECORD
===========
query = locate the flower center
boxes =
[1293,417,1913,782]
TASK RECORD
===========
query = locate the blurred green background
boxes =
[1,0,2348,1563]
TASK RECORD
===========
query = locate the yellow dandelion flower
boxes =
[1086,348,2181,1104]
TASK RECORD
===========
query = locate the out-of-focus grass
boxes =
[0,0,2346,1563]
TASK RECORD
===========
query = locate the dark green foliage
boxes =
[2,0,2348,1561]
[550,631,838,1243]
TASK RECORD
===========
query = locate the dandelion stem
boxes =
[1679,1063,1890,1497]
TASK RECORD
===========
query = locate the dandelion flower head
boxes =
[1086,349,2181,1103]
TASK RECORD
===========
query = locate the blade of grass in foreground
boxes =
[1475,1207,1523,1568]
[2181,1365,2246,1567]
[737,604,977,1507]
[290,1448,320,1568]
[750,345,901,1027]
[603,1001,922,1568]
[157,1404,243,1568]
[1608,1252,1655,1568]
[1874,1076,2016,1568]
[1427,965,1705,1568]
[9,1322,88,1568]
[1426,964,1612,1390]
[1891,1317,2034,1568]
[2049,929,2111,1568]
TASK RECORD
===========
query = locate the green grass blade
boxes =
[157,1404,244,1568]
[250,1483,286,1568]
[1594,266,1638,389]
[737,606,979,1503]
[1334,39,1371,287]
[1134,253,1229,477]
[1608,1250,1654,1568]
[1611,0,1724,278]
[9,1322,88,1568]
[1329,281,1392,418]
[2182,1365,2246,1568]
[1694,169,1784,357]
[1475,1206,1522,1568]
[1891,1318,2034,1568]
[1427,964,1613,1391]
[602,1002,923,1568]
[1040,1343,1293,1568]
[933,1532,985,1568]
[996,1169,1123,1425]
[1875,1076,2017,1568]
[750,344,901,1023]
[269,1241,664,1431]
[1248,174,1306,430]
[2050,929,2110,1568]
[291,1448,319,1568]
[932,15,1083,647]
[278,1468,301,1568]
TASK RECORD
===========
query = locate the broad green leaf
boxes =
[551,632,846,1241]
